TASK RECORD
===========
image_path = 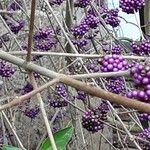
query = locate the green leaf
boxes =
[2,145,22,150]
[40,126,73,150]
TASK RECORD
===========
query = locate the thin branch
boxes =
[29,73,57,150]
[8,51,149,60]
[72,70,130,79]
[0,50,130,79]
[36,109,60,150]
[26,0,36,62]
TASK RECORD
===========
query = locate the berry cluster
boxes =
[103,44,122,54]
[127,63,150,121]
[87,63,99,72]
[72,23,89,38]
[20,82,33,95]
[131,41,142,55]
[55,83,68,97]
[128,60,139,69]
[0,61,16,78]
[112,44,122,54]
[119,0,145,14]
[127,90,149,103]
[84,14,99,29]
[74,0,91,8]
[106,77,125,94]
[72,14,99,38]
[98,102,108,121]
[138,112,150,121]
[76,90,87,101]
[71,13,99,49]
[49,0,64,5]
[7,20,25,34]
[99,55,128,72]
[48,98,68,108]
[73,38,87,48]
[48,83,69,108]
[7,0,22,11]
[82,109,104,133]
[33,27,57,51]
[104,8,120,28]
[130,63,150,86]
[131,39,150,56]
[23,105,40,119]
[138,128,150,150]
[82,104,108,133]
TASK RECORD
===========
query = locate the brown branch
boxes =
[58,75,150,113]
[26,0,36,62]
[0,74,150,114]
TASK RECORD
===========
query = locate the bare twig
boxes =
[8,51,149,60]
[26,0,36,62]
[29,73,57,150]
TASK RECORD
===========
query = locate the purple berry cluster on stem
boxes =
[130,63,150,86]
[55,83,68,97]
[138,128,150,150]
[82,105,108,133]
[0,61,16,78]
[23,105,40,119]
[83,14,99,29]
[72,23,89,38]
[76,90,87,101]
[33,27,57,51]
[131,39,150,56]
[82,109,104,133]
[49,0,64,5]
[112,44,123,54]
[98,101,108,111]
[48,98,68,108]
[7,20,25,34]
[99,55,128,72]
[98,102,108,120]
[127,63,150,121]
[20,82,33,95]
[103,44,122,54]
[106,77,125,95]
[72,14,99,38]
[74,0,91,8]
[119,0,145,14]
[48,83,69,108]
[104,8,120,28]
[87,63,100,73]
[73,38,87,48]
[71,12,99,49]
